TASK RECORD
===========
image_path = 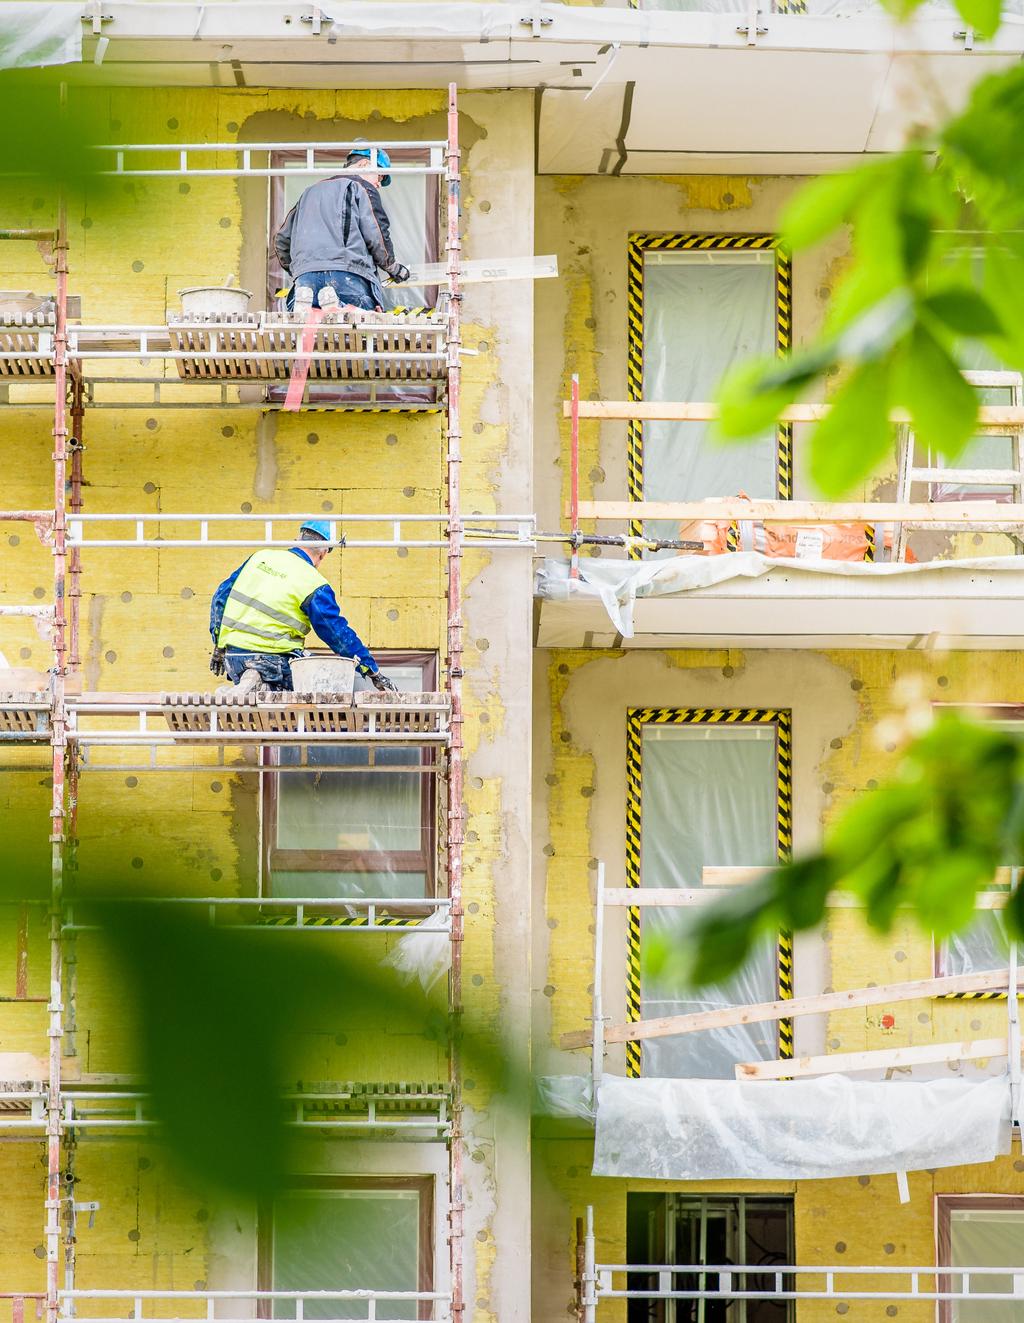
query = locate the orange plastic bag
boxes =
[679,494,908,562]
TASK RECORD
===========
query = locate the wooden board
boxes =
[576,499,1024,526]
[559,968,1014,1051]
[737,1035,1013,1080]
[0,320,54,378]
[158,690,450,741]
[564,400,1024,427]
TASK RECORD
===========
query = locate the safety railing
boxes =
[62,896,452,933]
[58,1291,451,1323]
[579,1208,1024,1320]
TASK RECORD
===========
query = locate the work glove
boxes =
[372,671,399,693]
[386,261,411,284]
[209,646,226,678]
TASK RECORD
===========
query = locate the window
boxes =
[627,235,791,554]
[626,1193,794,1323]
[263,653,437,901]
[937,1196,1024,1323]
[625,708,791,1079]
[267,147,442,407]
[259,1176,434,1322]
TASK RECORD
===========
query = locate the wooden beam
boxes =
[563,400,1024,427]
[703,866,775,887]
[558,968,1012,1052]
[574,499,1024,525]
[737,1034,1013,1081]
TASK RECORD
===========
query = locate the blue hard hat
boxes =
[300,519,334,542]
[347,142,392,187]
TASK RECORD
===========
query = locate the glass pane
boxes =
[950,1208,1024,1323]
[641,250,776,552]
[273,870,427,900]
[272,662,431,900]
[272,1188,421,1322]
[640,724,779,1077]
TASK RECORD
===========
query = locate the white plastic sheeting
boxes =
[592,1074,1012,1180]
[535,554,1024,639]
[943,910,1010,978]
[641,251,776,552]
[950,1208,1024,1323]
[638,723,778,1078]
[0,4,81,68]
[533,1075,596,1121]
[383,910,451,994]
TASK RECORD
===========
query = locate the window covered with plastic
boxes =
[267,1181,429,1321]
[638,249,777,552]
[636,719,780,1078]
[266,658,435,900]
[943,1201,1024,1323]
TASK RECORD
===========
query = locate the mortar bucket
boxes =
[177,285,253,318]
[289,656,356,697]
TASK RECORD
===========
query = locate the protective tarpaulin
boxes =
[0,3,80,68]
[383,909,451,993]
[533,1075,596,1121]
[593,1074,1012,1180]
[639,722,778,1077]
[641,251,776,552]
[535,554,1024,639]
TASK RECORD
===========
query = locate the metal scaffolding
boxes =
[0,87,476,1323]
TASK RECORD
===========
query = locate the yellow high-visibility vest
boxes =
[217,548,327,655]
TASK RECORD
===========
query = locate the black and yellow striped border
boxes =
[624,706,793,1077]
[626,233,793,551]
[258,914,427,929]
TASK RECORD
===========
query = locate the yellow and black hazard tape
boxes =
[625,707,794,1075]
[625,233,793,562]
[258,914,427,929]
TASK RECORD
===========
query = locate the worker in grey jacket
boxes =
[274,143,411,315]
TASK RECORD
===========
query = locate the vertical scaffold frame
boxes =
[0,83,468,1323]
[625,233,793,553]
[623,706,793,1078]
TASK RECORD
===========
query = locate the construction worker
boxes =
[274,141,411,317]
[209,520,398,694]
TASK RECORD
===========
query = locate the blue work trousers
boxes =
[224,646,300,693]
[287,270,379,312]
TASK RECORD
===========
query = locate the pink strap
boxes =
[283,307,325,411]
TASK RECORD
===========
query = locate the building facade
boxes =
[0,5,1022,1323]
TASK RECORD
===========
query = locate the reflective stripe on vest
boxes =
[217,548,327,655]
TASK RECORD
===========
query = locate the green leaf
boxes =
[954,0,1001,39]
[922,287,1003,337]
[983,246,1024,370]
[780,166,882,251]
[896,325,978,459]
[808,357,893,498]
[714,355,816,441]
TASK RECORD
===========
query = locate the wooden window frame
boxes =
[935,1194,1024,1323]
[257,1174,435,1320]
[262,650,438,897]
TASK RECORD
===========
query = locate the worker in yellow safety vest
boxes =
[209,520,397,694]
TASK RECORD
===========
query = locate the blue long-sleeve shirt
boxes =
[210,547,379,675]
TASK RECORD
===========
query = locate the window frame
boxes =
[624,706,793,1078]
[257,1174,435,1320]
[936,1194,1024,1323]
[625,233,793,550]
[267,147,442,312]
[931,703,1022,995]
[261,650,439,898]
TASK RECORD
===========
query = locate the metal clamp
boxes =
[520,12,554,36]
[301,7,331,34]
[81,3,112,35]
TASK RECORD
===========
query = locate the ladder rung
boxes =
[910,468,1023,485]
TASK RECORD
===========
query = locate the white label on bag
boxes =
[795,527,825,560]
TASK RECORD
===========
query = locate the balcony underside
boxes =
[535,554,1024,649]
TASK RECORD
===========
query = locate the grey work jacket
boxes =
[274,175,396,304]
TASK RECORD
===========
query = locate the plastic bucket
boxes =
[289,655,356,697]
[177,285,252,318]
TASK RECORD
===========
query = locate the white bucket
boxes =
[177,285,252,318]
[289,655,356,697]
[0,291,45,317]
